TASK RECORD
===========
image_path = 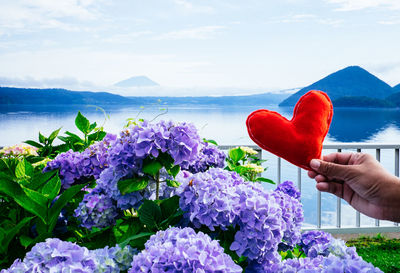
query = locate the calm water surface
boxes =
[2,104,400,227]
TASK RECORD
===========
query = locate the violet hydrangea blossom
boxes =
[43,133,116,189]
[129,227,242,273]
[177,168,286,267]
[273,181,304,251]
[185,142,226,173]
[2,238,137,273]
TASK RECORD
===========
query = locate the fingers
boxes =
[316,182,343,198]
[322,152,354,165]
[309,158,354,181]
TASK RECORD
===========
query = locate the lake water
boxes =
[1,104,400,228]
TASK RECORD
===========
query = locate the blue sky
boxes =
[0,0,399,96]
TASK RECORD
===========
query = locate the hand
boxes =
[308,152,400,222]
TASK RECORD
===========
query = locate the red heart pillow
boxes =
[246,90,333,170]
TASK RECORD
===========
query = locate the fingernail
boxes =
[310,159,320,170]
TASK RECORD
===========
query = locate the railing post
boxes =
[356,148,361,228]
[317,191,321,228]
[337,148,342,228]
[376,149,381,227]
[277,157,281,185]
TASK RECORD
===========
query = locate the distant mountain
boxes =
[279,66,396,106]
[0,87,134,105]
[394,84,400,92]
[114,76,159,87]
[128,92,292,106]
[0,86,291,106]
[333,96,394,108]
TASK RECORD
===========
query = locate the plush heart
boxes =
[246,90,333,170]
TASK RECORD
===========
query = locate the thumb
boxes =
[309,159,350,180]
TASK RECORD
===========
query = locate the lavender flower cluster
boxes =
[273,181,304,251]
[184,142,226,173]
[2,238,137,273]
[43,133,116,189]
[177,168,303,267]
[300,230,359,260]
[74,120,202,228]
[129,227,242,273]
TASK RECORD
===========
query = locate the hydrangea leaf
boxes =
[139,200,162,229]
[118,177,149,195]
[229,147,246,163]
[255,177,275,184]
[142,160,163,177]
[166,179,180,188]
[75,111,90,134]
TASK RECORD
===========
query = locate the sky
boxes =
[0,0,399,96]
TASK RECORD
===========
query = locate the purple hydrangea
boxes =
[128,227,242,273]
[275,180,301,200]
[43,133,116,189]
[273,186,304,251]
[92,245,138,272]
[177,168,285,266]
[300,230,359,260]
[1,238,97,272]
[185,142,226,173]
[107,120,201,175]
[74,188,119,229]
[2,238,137,273]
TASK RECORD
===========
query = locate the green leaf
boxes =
[48,183,88,231]
[57,136,69,142]
[19,234,35,248]
[168,165,180,178]
[24,140,43,149]
[2,217,34,250]
[89,122,97,132]
[30,170,58,191]
[118,177,149,195]
[15,159,33,179]
[75,111,90,134]
[48,128,61,143]
[203,138,218,146]
[88,131,106,143]
[0,178,47,223]
[39,132,46,144]
[21,185,49,207]
[41,174,61,200]
[157,153,174,170]
[138,200,162,229]
[142,160,162,177]
[120,232,154,249]
[65,131,82,141]
[229,147,246,163]
[166,179,181,188]
[255,177,275,184]
[159,195,180,219]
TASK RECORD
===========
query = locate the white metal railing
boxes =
[221,144,400,235]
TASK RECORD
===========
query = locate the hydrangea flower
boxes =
[2,238,137,273]
[275,180,301,200]
[273,182,303,251]
[177,168,285,266]
[0,143,38,158]
[185,142,226,173]
[240,146,258,155]
[43,133,116,189]
[92,245,138,272]
[129,227,242,273]
[300,230,359,260]
[1,238,97,272]
[74,188,119,229]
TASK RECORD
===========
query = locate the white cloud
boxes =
[102,31,153,44]
[0,0,100,34]
[326,0,400,11]
[154,26,226,40]
[270,14,343,27]
[173,0,214,14]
